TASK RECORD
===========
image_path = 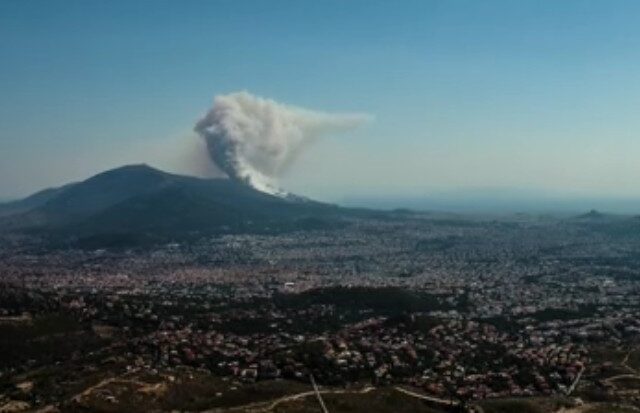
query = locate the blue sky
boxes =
[1,0,640,209]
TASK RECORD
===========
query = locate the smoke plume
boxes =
[195,91,370,194]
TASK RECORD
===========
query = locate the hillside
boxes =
[0,184,74,218]
[0,165,343,246]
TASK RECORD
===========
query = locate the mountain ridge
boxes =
[0,164,344,246]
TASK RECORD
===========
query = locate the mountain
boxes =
[575,209,609,220]
[0,165,343,247]
[568,209,640,239]
[0,184,75,218]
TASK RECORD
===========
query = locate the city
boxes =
[1,213,639,412]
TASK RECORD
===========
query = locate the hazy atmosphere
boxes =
[2,0,640,211]
[4,3,640,413]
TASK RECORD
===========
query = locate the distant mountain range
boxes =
[0,165,350,247]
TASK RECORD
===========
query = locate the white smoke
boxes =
[195,91,370,195]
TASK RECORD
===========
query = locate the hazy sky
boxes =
[1,0,640,205]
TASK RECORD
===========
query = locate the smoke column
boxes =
[195,91,370,195]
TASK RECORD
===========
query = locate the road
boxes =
[205,384,464,412]
[393,386,459,407]
[203,385,376,413]
[566,366,585,396]
[622,348,638,374]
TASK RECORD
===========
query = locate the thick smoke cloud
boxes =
[195,91,370,194]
